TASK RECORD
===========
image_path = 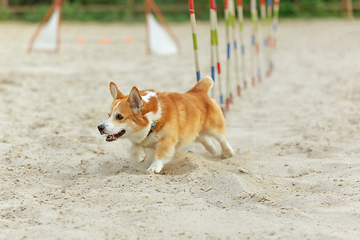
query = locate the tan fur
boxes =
[98,76,234,173]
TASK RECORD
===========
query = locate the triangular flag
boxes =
[146,13,179,56]
[32,7,60,51]
[28,0,62,53]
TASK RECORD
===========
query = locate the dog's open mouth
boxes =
[106,130,126,142]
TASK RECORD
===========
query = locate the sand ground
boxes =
[0,19,360,239]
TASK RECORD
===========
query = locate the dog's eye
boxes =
[116,114,123,121]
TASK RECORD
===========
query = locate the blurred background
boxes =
[0,0,359,22]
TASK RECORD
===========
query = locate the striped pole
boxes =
[272,0,280,68]
[236,0,247,90]
[250,0,257,86]
[273,0,280,51]
[266,0,273,75]
[210,0,225,113]
[251,0,262,85]
[225,0,232,111]
[210,0,216,97]
[260,0,268,76]
[188,0,201,81]
[229,0,241,97]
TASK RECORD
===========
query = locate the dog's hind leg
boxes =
[207,130,234,158]
[196,134,217,155]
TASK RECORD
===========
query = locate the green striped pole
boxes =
[236,0,247,90]
[225,0,232,111]
[260,0,269,76]
[251,0,262,85]
[210,0,216,98]
[188,0,201,81]
[272,0,280,69]
[250,0,257,86]
[267,0,273,76]
[210,0,225,113]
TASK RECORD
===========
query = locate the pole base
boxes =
[221,106,226,117]
[226,98,231,112]
[229,93,234,103]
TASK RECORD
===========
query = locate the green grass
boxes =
[0,0,357,22]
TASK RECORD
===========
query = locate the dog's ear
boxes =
[128,87,143,115]
[109,82,125,100]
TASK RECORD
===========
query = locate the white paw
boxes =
[198,136,217,155]
[203,139,217,155]
[208,146,217,155]
[147,160,164,174]
[222,146,235,158]
[132,148,146,163]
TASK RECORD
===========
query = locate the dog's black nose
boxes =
[98,125,105,134]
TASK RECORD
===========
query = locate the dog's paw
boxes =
[207,146,217,155]
[135,149,146,163]
[147,160,163,174]
[131,147,146,163]
[222,146,235,158]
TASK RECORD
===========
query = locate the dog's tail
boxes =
[187,76,213,94]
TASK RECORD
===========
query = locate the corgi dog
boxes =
[97,76,234,173]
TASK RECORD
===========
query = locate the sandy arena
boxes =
[0,20,360,239]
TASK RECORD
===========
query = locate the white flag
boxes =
[146,13,178,56]
[32,7,60,51]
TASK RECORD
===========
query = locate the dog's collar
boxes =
[146,122,156,137]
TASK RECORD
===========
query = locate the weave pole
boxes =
[272,0,280,68]
[250,0,262,85]
[210,0,225,113]
[266,0,273,76]
[250,0,257,86]
[260,0,268,76]
[236,0,247,90]
[229,0,241,97]
[188,0,201,81]
[224,0,233,111]
[210,0,216,97]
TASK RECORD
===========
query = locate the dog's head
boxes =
[97,82,160,142]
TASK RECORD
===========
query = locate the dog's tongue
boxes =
[106,135,115,141]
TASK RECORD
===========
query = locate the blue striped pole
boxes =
[229,0,241,97]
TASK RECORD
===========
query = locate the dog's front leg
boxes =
[147,138,176,173]
[130,143,146,163]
